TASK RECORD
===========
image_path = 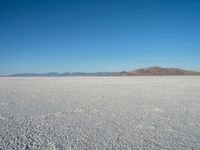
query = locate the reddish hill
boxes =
[118,66,200,76]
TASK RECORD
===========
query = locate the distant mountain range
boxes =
[4,66,200,77]
[7,72,114,77]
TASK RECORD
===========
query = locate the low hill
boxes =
[118,66,200,76]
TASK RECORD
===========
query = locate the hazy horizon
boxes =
[1,65,200,77]
[1,0,200,75]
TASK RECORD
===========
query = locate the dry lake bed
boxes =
[0,77,200,149]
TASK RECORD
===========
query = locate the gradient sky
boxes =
[1,0,200,75]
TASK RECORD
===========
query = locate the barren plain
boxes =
[0,77,200,149]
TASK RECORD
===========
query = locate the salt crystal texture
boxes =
[0,77,200,149]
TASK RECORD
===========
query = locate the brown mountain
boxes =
[118,66,200,76]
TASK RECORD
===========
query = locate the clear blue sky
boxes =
[1,0,200,75]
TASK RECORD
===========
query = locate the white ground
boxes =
[0,77,200,150]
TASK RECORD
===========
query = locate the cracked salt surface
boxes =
[0,77,200,149]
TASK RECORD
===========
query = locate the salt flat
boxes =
[0,77,200,149]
